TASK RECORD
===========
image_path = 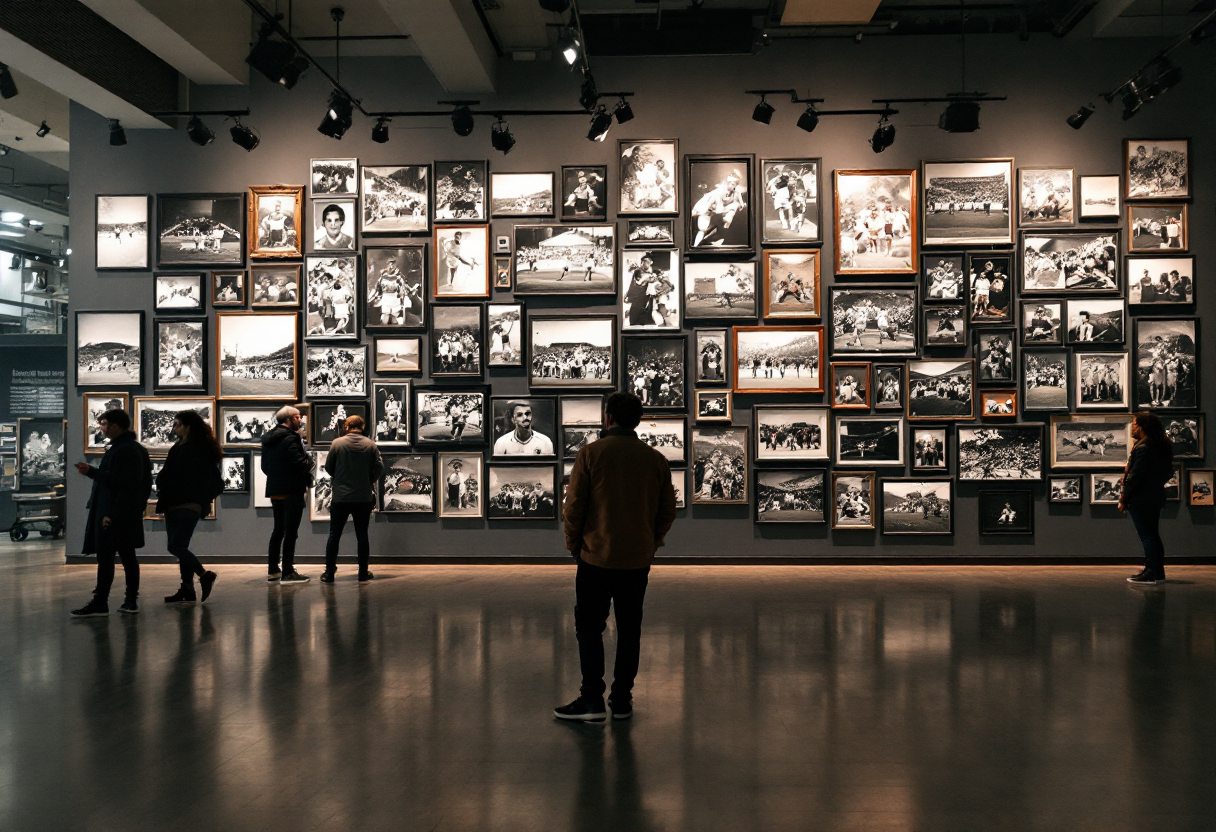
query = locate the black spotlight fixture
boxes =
[491,118,516,154]
[613,97,634,124]
[557,28,581,67]
[752,96,774,124]
[0,145,9,156]
[451,106,475,137]
[579,75,599,113]
[796,105,819,133]
[587,106,613,142]
[0,63,17,100]
[35,121,50,138]
[372,117,390,143]
[230,119,260,151]
[869,116,895,153]
[278,53,310,90]
[938,100,980,133]
[246,28,299,86]
[108,119,127,147]
[1067,103,1094,130]
[318,90,354,139]
[186,116,214,146]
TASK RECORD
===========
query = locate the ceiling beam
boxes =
[375,0,497,93]
[781,0,883,26]
[0,69,70,169]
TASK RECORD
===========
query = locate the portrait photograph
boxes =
[310,450,331,522]
[977,328,1016,385]
[756,469,825,524]
[760,159,821,245]
[624,335,686,410]
[966,253,1013,323]
[922,305,968,348]
[754,405,829,463]
[922,159,1012,246]
[310,402,368,446]
[694,390,731,423]
[1020,231,1120,294]
[1018,168,1074,226]
[310,158,357,198]
[637,417,687,465]
[693,328,729,386]
[1090,473,1123,505]
[365,245,425,329]
[221,454,249,494]
[1049,476,1082,503]
[911,427,947,471]
[372,382,411,446]
[379,454,435,514]
[829,286,918,356]
[438,452,483,518]
[305,345,368,398]
[621,249,681,330]
[732,325,823,394]
[685,260,757,321]
[618,139,678,215]
[830,471,875,530]
[414,390,486,447]
[1126,255,1194,305]
[361,164,429,234]
[219,405,278,448]
[762,251,818,320]
[310,200,356,252]
[1079,175,1120,220]
[211,271,245,307]
[156,193,244,268]
[561,165,608,221]
[625,219,674,247]
[304,256,358,339]
[434,160,487,221]
[981,390,1018,418]
[154,318,206,392]
[922,253,965,303]
[134,397,213,457]
[17,418,65,487]
[490,172,554,218]
[1128,204,1187,252]
[434,225,490,298]
[958,425,1043,481]
[835,169,917,274]
[691,426,748,505]
[978,490,1034,535]
[153,273,203,313]
[373,336,421,374]
[1188,469,1215,506]
[1133,317,1198,410]
[1020,300,1062,345]
[486,465,557,520]
[1125,139,1189,200]
[561,395,603,460]
[906,359,974,421]
[490,397,557,459]
[488,304,522,367]
[881,478,953,536]
[83,392,129,455]
[430,305,483,378]
[1021,350,1068,412]
[251,265,301,308]
[1049,415,1131,470]
[1162,415,1203,459]
[1073,352,1129,410]
[75,310,143,387]
[96,194,150,271]
[685,154,753,252]
[249,185,303,260]
[513,224,615,295]
[834,415,905,468]
[1065,299,1124,345]
[874,364,903,410]
[831,362,871,410]
[528,315,616,390]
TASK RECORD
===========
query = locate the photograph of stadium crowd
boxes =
[1126,255,1194,305]
[214,312,297,400]
[1124,139,1189,200]
[922,159,1012,246]
[732,326,823,394]
[755,469,824,524]
[528,316,615,390]
[305,345,367,398]
[685,260,756,321]
[156,193,244,268]
[1133,317,1198,409]
[379,454,435,514]
[760,159,820,245]
[881,478,953,535]
[624,335,686,410]
[958,425,1043,481]
[691,426,748,505]
[831,471,875,529]
[1049,415,1131,470]
[625,220,674,247]
[1020,231,1120,294]
[830,287,918,356]
[835,169,917,274]
[834,416,904,467]
[513,224,615,295]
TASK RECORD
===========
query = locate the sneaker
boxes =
[200,571,217,602]
[554,697,606,722]
[164,587,197,605]
[319,571,335,584]
[70,599,108,618]
[280,571,310,584]
[358,571,375,582]
[1128,573,1165,586]
[118,599,139,614]
[267,571,282,583]
[607,697,633,720]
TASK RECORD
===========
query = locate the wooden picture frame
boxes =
[248,185,304,260]
[835,168,918,275]
[762,250,819,320]
[214,311,298,400]
[731,325,824,394]
[830,471,876,530]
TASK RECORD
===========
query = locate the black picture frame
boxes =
[153,272,204,313]
[755,468,826,524]
[1020,299,1063,346]
[96,194,152,271]
[1021,349,1069,413]
[1126,255,1195,306]
[624,219,675,248]
[527,314,617,391]
[978,489,1034,535]
[1048,476,1082,503]
[965,251,1014,324]
[560,165,609,222]
[372,336,422,375]
[433,160,488,222]
[692,328,730,387]
[1064,299,1125,346]
[303,255,360,340]
[976,327,1016,386]
[618,139,679,216]
[310,402,370,446]
[250,264,302,309]
[910,426,949,472]
[360,164,430,235]
[511,223,617,296]
[379,454,436,514]
[620,249,682,330]
[363,244,426,330]
[156,192,246,269]
[429,304,484,379]
[75,310,144,388]
[623,334,687,411]
[488,396,558,460]
[758,158,822,246]
[153,317,207,393]
[922,252,966,304]
[880,477,954,535]
[1132,316,1199,410]
[303,344,368,399]
[684,153,754,253]
[958,424,1044,482]
[922,305,968,349]
[1161,414,1204,459]
[221,452,250,494]
[906,359,975,421]
[486,464,559,520]
[371,381,411,447]
[753,405,830,464]
[1018,229,1121,295]
[412,387,489,447]
[828,284,919,357]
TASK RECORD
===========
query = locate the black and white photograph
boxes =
[922,160,1012,246]
[156,193,244,268]
[977,329,1016,385]
[490,172,554,218]
[304,255,358,339]
[310,158,357,198]
[310,200,356,252]
[379,454,435,513]
[835,169,917,275]
[671,469,686,509]
[372,382,410,446]
[75,310,143,387]
[211,271,245,307]
[922,306,968,348]
[829,286,918,356]
[831,362,870,409]
[154,318,206,392]
[621,250,681,330]
[153,273,203,313]
[1049,415,1132,470]
[966,253,1013,323]
[881,478,953,536]
[134,397,213,457]
[732,325,824,394]
[512,224,615,295]
[560,395,603,460]
[1162,415,1203,459]
[430,305,483,378]
[221,454,249,494]
[415,390,486,447]
[624,219,674,247]
[437,452,483,517]
[624,335,686,410]
[486,465,557,520]
[434,160,487,222]
[1020,231,1120,294]
[762,251,818,320]
[528,316,616,390]
[637,417,687,465]
[1020,301,1062,345]
[685,260,756,321]
[563,424,599,463]
[906,359,975,421]
[17,418,64,487]
[1128,204,1187,252]
[691,426,748,505]
[1074,352,1129,410]
[251,452,270,508]
[760,159,821,245]
[754,405,829,463]
[1065,299,1124,345]
[361,165,429,234]
[1079,175,1120,220]
[911,427,947,471]
[365,245,425,329]
[310,402,368,446]
[488,304,522,367]
[694,390,731,423]
[433,225,490,298]
[494,255,511,290]
[1018,168,1074,226]
[1021,351,1068,412]
[305,345,368,398]
[873,364,903,410]
[685,154,753,252]
[1125,139,1189,200]
[373,336,421,374]
[922,253,965,303]
[1089,473,1123,505]
[1134,317,1198,410]
[309,450,331,522]
[1049,476,1081,503]
[755,469,825,524]
[834,415,905,467]
[958,425,1043,481]
[96,195,150,270]
[83,392,129,455]
[980,390,1018,418]
[219,405,277,448]
[1165,464,1182,502]
[560,165,608,222]
[978,490,1034,535]
[490,397,557,459]
[694,328,729,386]
[618,139,678,215]
[1127,256,1194,305]
[1189,469,1215,506]
[248,185,303,260]
[830,471,875,529]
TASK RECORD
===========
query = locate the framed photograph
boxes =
[691,426,748,505]
[16,417,65,486]
[966,253,1013,323]
[1129,204,1187,253]
[831,362,871,409]
[489,396,557,459]
[1018,168,1074,226]
[96,195,151,271]
[881,478,953,535]
[906,359,974,421]
[618,139,678,215]
[1020,230,1120,294]
[1188,469,1215,506]
[156,193,244,268]
[433,225,490,298]
[670,469,687,509]
[248,185,303,260]
[922,253,965,303]
[694,390,732,423]
[133,397,214,457]
[976,328,1016,385]
[1127,256,1194,306]
[958,424,1043,481]
[1089,472,1123,505]
[528,315,616,390]
[83,392,129,455]
[211,271,245,307]
[732,325,823,394]
[437,452,483,517]
[1049,476,1082,503]
[756,469,825,524]
[218,405,278,448]
[153,318,206,392]
[623,334,686,410]
[1125,139,1189,200]
[305,344,368,398]
[693,328,729,386]
[430,305,483,378]
[310,402,368,446]
[414,389,487,447]
[251,453,271,508]
[978,490,1034,535]
[486,464,557,520]
[762,251,818,320]
[379,454,435,514]
[873,364,904,410]
[760,159,821,245]
[830,471,875,530]
[621,249,681,330]
[75,311,143,388]
[303,256,359,339]
[310,158,357,198]
[980,389,1018,418]
[828,285,918,356]
[1073,352,1129,410]
[637,417,687,466]
[834,415,904,467]
[1162,414,1203,459]
[373,336,421,374]
[1021,350,1069,412]
[1079,175,1120,220]
[1065,299,1124,345]
[685,154,753,252]
[1165,464,1182,502]
[361,165,429,234]
[624,219,674,248]
[215,313,296,400]
[493,255,512,290]
[560,165,608,221]
[911,426,947,471]
[685,260,757,321]
[434,160,487,222]
[1020,300,1062,346]
[1049,414,1132,470]
[153,273,204,313]
[250,265,301,308]
[310,199,356,252]
[835,169,917,274]
[371,381,410,446]
[922,305,968,349]
[512,224,615,295]
[220,453,249,494]
[490,172,555,218]
[488,304,522,367]
[560,395,604,460]
[1133,317,1198,410]
[309,450,332,522]
[921,159,1012,246]
[754,405,828,463]
[364,245,425,329]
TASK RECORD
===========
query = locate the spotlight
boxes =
[0,64,16,99]
[587,107,613,142]
[109,119,127,147]
[579,75,599,112]
[869,116,895,153]
[557,29,581,66]
[318,91,353,139]
[613,97,634,124]
[0,145,8,156]
[938,100,980,132]
[796,105,819,133]
[1066,103,1094,130]
[246,28,306,87]
[491,118,515,154]
[1120,81,1145,121]
[186,116,214,146]
[752,97,774,124]
[451,106,475,137]
[35,121,50,138]
[372,117,390,143]
[1,211,23,222]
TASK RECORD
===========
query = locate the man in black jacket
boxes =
[261,405,314,584]
[71,409,153,617]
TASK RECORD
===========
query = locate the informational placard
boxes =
[0,346,66,418]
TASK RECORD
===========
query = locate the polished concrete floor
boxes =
[1,542,1215,831]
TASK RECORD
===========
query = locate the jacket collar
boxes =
[604,427,637,439]
[110,430,135,445]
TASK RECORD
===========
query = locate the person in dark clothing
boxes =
[261,405,315,584]
[156,410,223,605]
[1121,411,1175,585]
[321,415,384,584]
[72,409,153,617]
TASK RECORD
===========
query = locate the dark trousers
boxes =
[1128,500,1166,578]
[165,508,205,586]
[94,525,139,602]
[325,501,374,574]
[269,494,306,574]
[574,559,650,701]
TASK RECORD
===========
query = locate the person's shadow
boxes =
[563,720,656,832]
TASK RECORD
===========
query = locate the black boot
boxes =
[164,584,197,605]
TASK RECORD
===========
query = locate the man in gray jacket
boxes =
[321,415,384,583]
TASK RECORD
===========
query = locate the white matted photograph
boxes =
[760,159,821,244]
[1018,168,1074,226]
[305,345,368,398]
[221,454,249,494]
[762,251,817,320]
[1127,256,1194,305]
[434,225,490,298]
[415,391,486,447]
[528,316,616,389]
[1074,352,1129,410]
[310,200,356,252]
[831,471,875,529]
[372,382,410,446]
[96,195,150,270]
[75,311,143,387]
[1049,415,1131,470]
[373,337,421,374]
[488,304,522,367]
[922,159,1012,246]
[1079,175,1120,220]
[361,165,429,234]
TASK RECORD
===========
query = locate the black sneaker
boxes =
[1128,573,1165,586]
[607,697,633,720]
[554,697,606,722]
[358,571,375,582]
[267,571,282,583]
[280,571,310,584]
[164,587,197,605]
[118,599,139,614]
[200,571,217,602]
[70,599,108,618]
[319,571,335,584]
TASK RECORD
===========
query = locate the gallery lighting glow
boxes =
[1,211,24,222]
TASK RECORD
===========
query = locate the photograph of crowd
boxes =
[625,220,674,247]
[1124,139,1189,200]
[379,454,435,514]
[310,450,332,522]
[1134,317,1198,409]
[694,329,728,385]
[695,391,731,422]
[756,470,825,524]
[834,416,904,467]
[619,140,678,214]
[96,195,150,270]
[561,166,608,222]
[1090,473,1123,505]
[977,330,1015,384]
[438,453,482,517]
[692,426,748,504]
[374,337,421,374]
[831,362,870,409]
[1049,416,1131,470]
[528,316,615,389]
[1049,476,1081,503]
[911,427,947,470]
[1127,256,1194,305]
[83,392,127,454]
[978,490,1033,535]
[155,319,205,391]
[923,306,968,347]
[373,382,410,446]
[76,311,143,387]
[1021,301,1062,345]
[958,426,1042,481]
[831,472,875,529]
[490,397,557,459]
[214,311,295,396]
[830,287,918,355]
[488,304,521,366]
[966,254,1013,323]
[135,398,213,456]
[430,305,483,377]
[621,250,681,329]
[250,187,303,259]
[361,165,428,234]
[154,273,202,312]
[1020,232,1120,293]
[1074,352,1129,409]
[219,406,277,448]
[310,403,367,445]
[685,260,757,321]
[981,390,1018,417]
[434,226,490,298]
[754,405,828,462]
[310,158,357,198]
[415,391,485,446]
[304,256,358,338]
[156,194,244,268]
[1188,470,1215,506]
[363,246,425,328]
[625,336,686,410]
[305,345,368,398]
[636,418,686,465]
[490,172,554,218]
[434,160,486,221]
[251,266,300,308]
[1018,168,1074,225]
[18,418,64,486]
[923,160,1012,246]
[1128,204,1187,251]
[513,224,615,295]
[686,156,752,251]
[220,455,247,494]
[1066,300,1124,345]
[733,326,823,393]
[1162,415,1203,458]
[881,479,953,535]
[486,466,557,520]
[1079,175,1120,220]
[906,360,975,420]
[760,159,820,244]
[211,272,244,307]
[1022,351,1068,411]
[762,251,818,319]
[835,169,917,274]
[310,200,356,252]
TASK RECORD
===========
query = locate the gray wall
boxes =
[66,34,1215,559]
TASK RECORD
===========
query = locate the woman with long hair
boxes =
[1120,411,1175,585]
[156,410,224,603]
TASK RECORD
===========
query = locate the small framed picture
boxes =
[83,391,131,455]
[221,453,250,494]
[1018,168,1074,226]
[211,271,246,307]
[1019,230,1121,295]
[310,199,357,252]
[759,158,822,245]
[310,158,358,198]
[1125,139,1189,201]
[373,336,421,374]
[624,219,674,248]
[560,165,608,222]
[434,225,490,298]
[490,172,555,218]
[830,471,875,530]
[218,405,278,448]
[966,252,1013,323]
[437,452,484,518]
[873,364,904,410]
[1020,300,1063,345]
[910,426,947,471]
[561,395,604,460]
[1021,350,1069,412]
[513,224,616,296]
[303,256,358,339]
[623,334,686,410]
[1188,469,1215,506]
[361,165,429,235]
[154,272,204,313]
[980,389,1018,418]
[304,344,368,398]
[756,469,826,524]
[252,453,270,508]
[1128,204,1187,252]
[828,285,919,356]
[434,160,487,222]
[685,154,754,252]
[693,328,730,387]
[371,381,411,447]
[310,402,368,446]
[250,264,302,309]
[486,464,557,520]
[684,260,757,321]
[880,478,954,536]
[378,454,436,514]
[430,305,484,378]
[154,318,206,393]
[1078,175,1120,220]
[694,390,732,423]
[978,490,1034,534]
[1165,464,1182,502]
[922,253,966,303]
[922,305,968,348]
[96,194,151,271]
[637,417,688,466]
[496,235,510,254]
[690,426,748,505]
[618,139,678,215]
[1065,299,1124,345]
[1126,256,1194,306]
[835,169,918,274]
[493,255,512,290]
[1090,473,1123,505]
[831,362,871,409]
[762,250,819,319]
[1049,414,1131,472]
[906,359,975,421]
[488,304,522,367]
[248,185,304,260]
[364,245,426,329]
[977,328,1016,386]
[732,325,824,394]
[489,396,558,459]
[833,415,905,468]
[621,249,681,330]
[1049,476,1082,503]
[753,405,829,463]
[414,388,488,447]
[1162,414,1204,459]
[1073,352,1130,410]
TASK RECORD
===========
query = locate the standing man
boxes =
[261,405,314,584]
[1121,412,1175,585]
[556,392,677,722]
[71,409,153,617]
[321,415,384,583]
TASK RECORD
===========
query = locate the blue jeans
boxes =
[1127,501,1165,578]
[269,494,306,574]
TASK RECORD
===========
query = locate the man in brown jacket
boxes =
[556,392,677,722]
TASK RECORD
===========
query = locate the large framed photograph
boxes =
[966,252,1013,323]
[221,453,249,494]
[430,305,484,378]
[305,344,368,398]
[1020,300,1062,345]
[75,310,143,387]
[1020,230,1120,294]
[218,405,278,448]
[958,424,1043,481]
[1079,175,1120,220]
[414,389,487,447]
[17,418,65,487]
[762,251,818,320]
[1021,350,1069,412]
[215,312,297,400]
[153,273,204,313]
[829,285,918,356]
[489,396,557,459]
[1127,256,1194,306]
[621,250,681,330]
[921,159,1012,246]
[1188,469,1215,506]
[1049,414,1132,471]
[560,395,603,460]
[693,328,729,386]
[373,336,421,374]
[437,452,483,517]
[303,256,359,339]
[1090,473,1123,505]
[756,469,825,524]
[881,478,954,536]
[248,185,303,260]
[624,219,674,248]
[978,490,1034,535]
[922,305,968,348]
[760,159,821,245]
[1133,317,1198,410]
[976,328,1016,385]
[361,164,429,234]
[835,169,917,275]
[685,260,757,321]
[754,405,829,463]
[691,426,748,505]
[310,158,357,199]
[364,245,425,329]
[618,139,678,215]
[922,253,965,303]
[830,471,875,530]
[1065,299,1124,345]
[1162,414,1203,459]
[560,165,608,221]
[133,397,214,457]
[831,362,871,410]
[833,415,905,468]
[211,271,245,308]
[371,381,410,447]
[153,318,206,392]
[1018,167,1074,226]
[83,391,130,455]
[310,402,368,446]
[685,154,753,252]
[433,225,490,298]
[694,391,731,424]
[486,464,557,520]
[528,315,616,390]
[156,193,244,268]
[1049,476,1082,503]
[251,265,301,308]
[309,199,356,252]
[623,334,686,410]
[1125,139,1189,200]
[906,359,975,421]
[1073,352,1129,410]
[490,172,554,218]
[1128,204,1187,252]
[379,454,435,514]
[512,224,615,295]
[96,195,150,270]
[911,426,948,471]
[732,325,823,394]
[488,304,522,367]
[434,160,487,222]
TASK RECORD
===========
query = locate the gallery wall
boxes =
[66,33,1214,559]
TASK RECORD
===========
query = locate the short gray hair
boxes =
[275,405,301,424]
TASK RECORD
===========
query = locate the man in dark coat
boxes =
[71,408,153,617]
[261,405,315,584]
